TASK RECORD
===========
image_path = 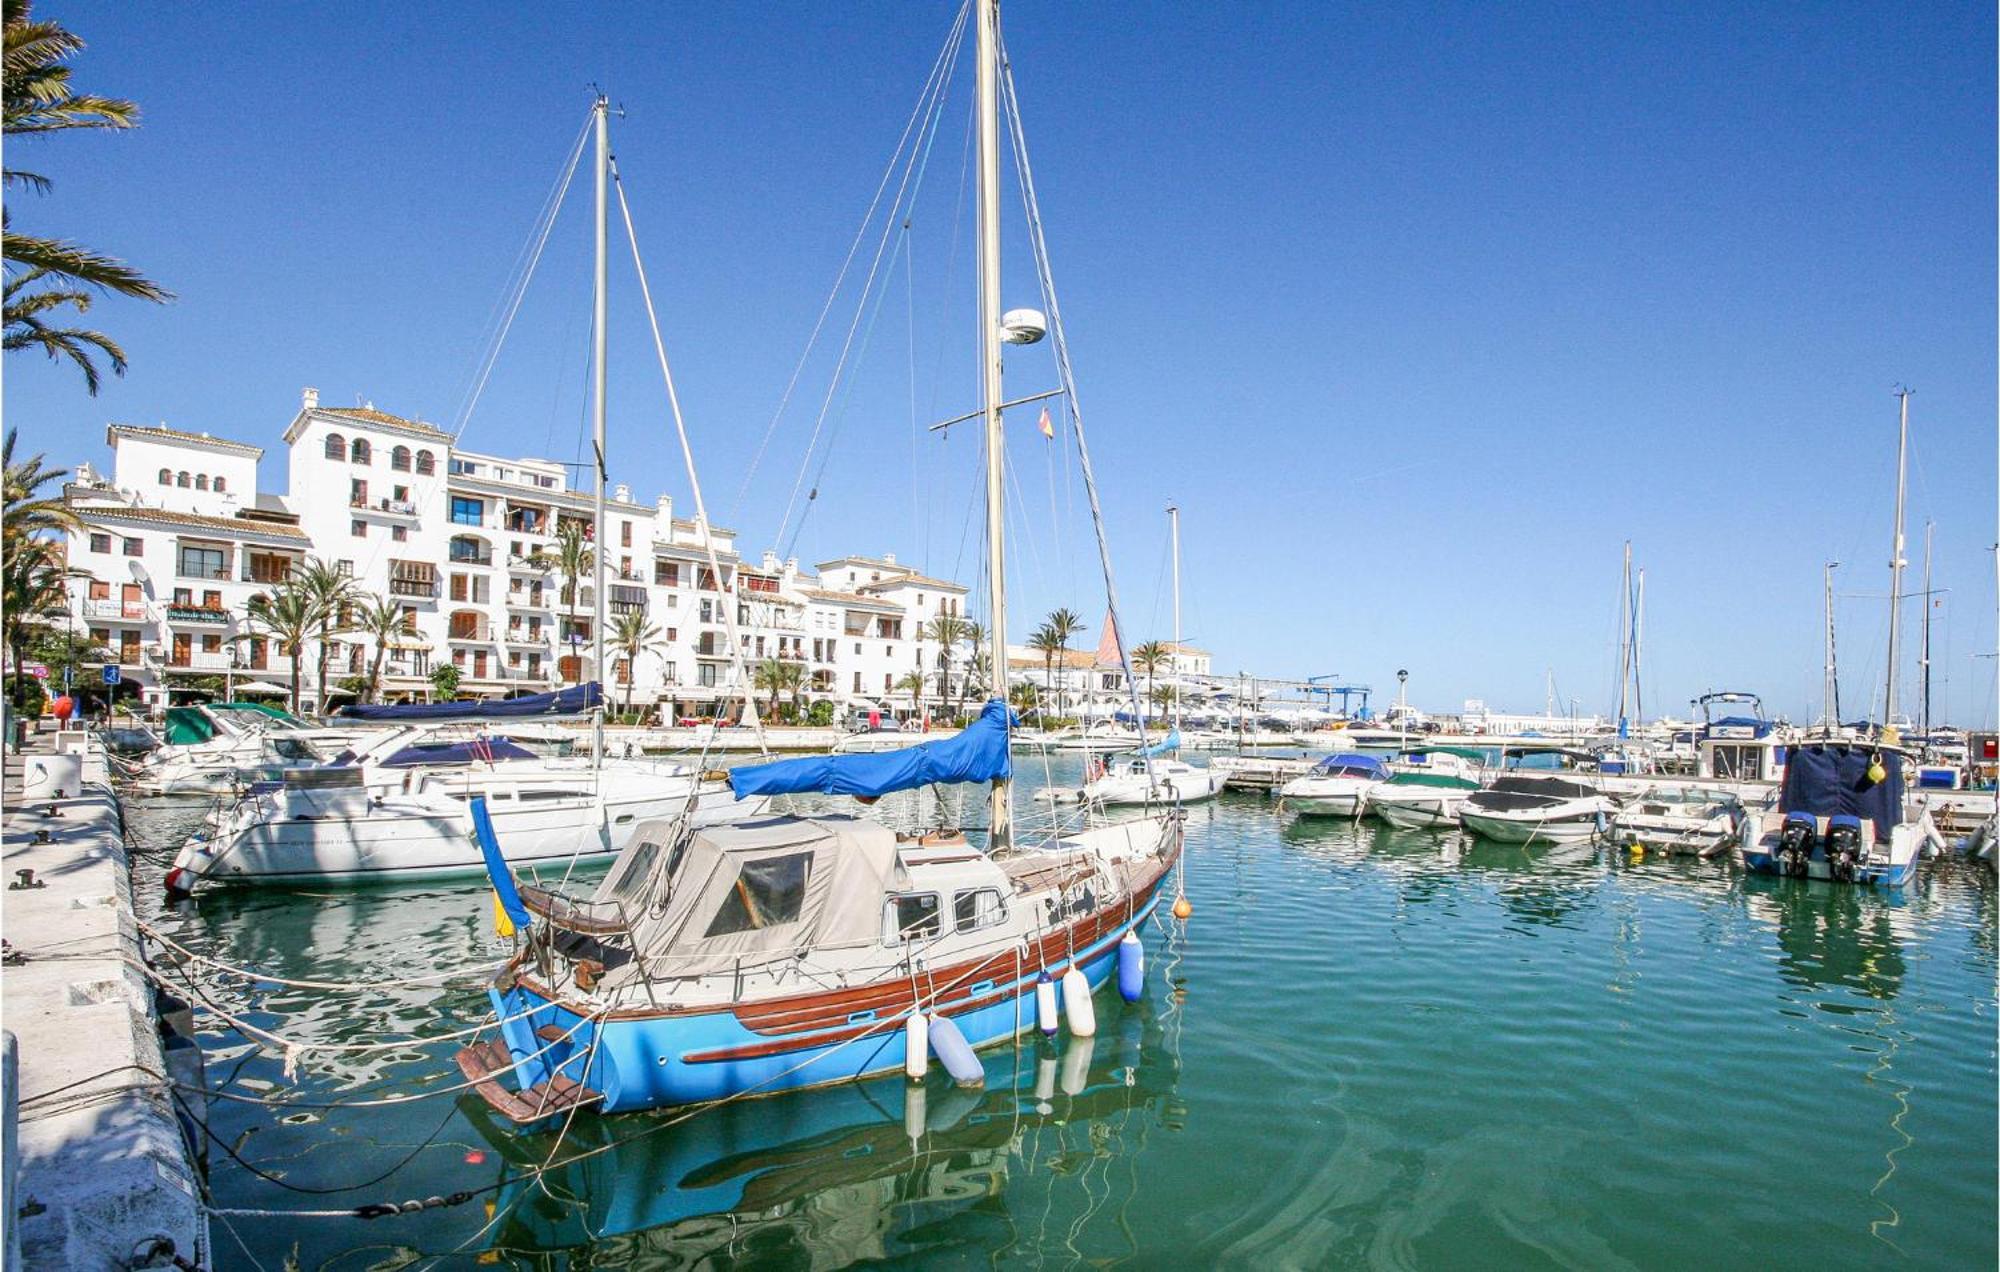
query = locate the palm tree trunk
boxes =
[369,644,387,704]
[288,644,302,715]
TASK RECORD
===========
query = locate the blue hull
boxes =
[492,894,1162,1114]
[1739,846,1916,888]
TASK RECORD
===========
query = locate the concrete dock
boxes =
[3,741,207,1270]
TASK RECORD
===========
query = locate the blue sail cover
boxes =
[1313,752,1390,778]
[380,737,539,767]
[1779,742,1904,838]
[730,700,1014,799]
[337,683,602,722]
[1137,729,1181,757]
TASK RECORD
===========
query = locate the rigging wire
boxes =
[732,0,972,526]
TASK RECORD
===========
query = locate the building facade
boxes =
[58,389,976,720]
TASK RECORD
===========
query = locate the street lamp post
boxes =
[1396,669,1409,751]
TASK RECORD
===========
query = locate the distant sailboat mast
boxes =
[1919,520,1934,739]
[1822,561,1841,729]
[1169,503,1183,743]
[590,92,610,769]
[1883,387,1911,731]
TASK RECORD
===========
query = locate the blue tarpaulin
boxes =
[1312,752,1390,778]
[730,699,1014,799]
[1779,742,1904,838]
[381,737,539,767]
[338,683,602,721]
[1137,729,1181,757]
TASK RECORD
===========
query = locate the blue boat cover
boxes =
[380,737,539,767]
[337,683,602,721]
[1137,729,1181,757]
[468,796,532,935]
[1313,752,1389,777]
[730,699,1014,799]
[1779,742,1903,838]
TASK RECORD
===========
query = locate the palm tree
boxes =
[610,610,665,717]
[1026,624,1062,718]
[3,0,170,394]
[1008,680,1040,716]
[290,557,354,717]
[894,670,927,716]
[1043,608,1088,718]
[245,585,315,715]
[923,612,969,715]
[2,532,64,706]
[1131,640,1170,724]
[2,429,77,552]
[550,521,594,684]
[752,657,804,718]
[348,593,407,705]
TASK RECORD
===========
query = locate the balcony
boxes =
[165,604,229,624]
[504,629,549,645]
[448,548,495,568]
[81,599,147,620]
[177,563,232,582]
[389,577,437,599]
[165,650,233,671]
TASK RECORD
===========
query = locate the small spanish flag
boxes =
[1037,405,1054,439]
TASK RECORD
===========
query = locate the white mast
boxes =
[1615,541,1632,735]
[1919,519,1934,738]
[1822,561,1841,729]
[590,93,610,767]
[976,0,1010,853]
[1633,565,1645,725]
[1884,387,1910,730]
[1168,503,1182,741]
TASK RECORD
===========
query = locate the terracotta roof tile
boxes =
[105,424,262,457]
[73,503,310,543]
[318,406,452,440]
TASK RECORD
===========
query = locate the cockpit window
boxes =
[704,852,812,936]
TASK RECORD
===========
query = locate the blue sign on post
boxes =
[101,665,121,686]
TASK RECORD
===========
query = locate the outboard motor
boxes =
[1779,812,1818,878]
[1824,814,1865,883]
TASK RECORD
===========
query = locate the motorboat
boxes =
[1738,742,1939,886]
[1457,774,1616,844]
[1065,752,1228,806]
[455,704,1181,1119]
[1364,752,1484,829]
[1609,786,1746,857]
[119,705,329,796]
[1279,753,1390,818]
[831,724,917,754]
[162,687,769,890]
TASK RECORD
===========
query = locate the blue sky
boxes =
[8,1,1995,724]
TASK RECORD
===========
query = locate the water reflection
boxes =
[462,1011,1176,1265]
[1742,877,1910,1004]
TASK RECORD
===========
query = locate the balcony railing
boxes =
[177,564,232,581]
[389,577,436,598]
[80,599,147,620]
[165,650,234,671]
[448,549,494,567]
[165,604,229,624]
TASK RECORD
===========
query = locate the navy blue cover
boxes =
[729,699,1014,799]
[1779,743,1903,838]
[337,683,602,721]
[380,737,538,767]
[1312,753,1390,778]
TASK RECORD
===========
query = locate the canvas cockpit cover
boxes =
[1312,753,1389,778]
[1779,743,1903,838]
[1474,775,1597,809]
[600,814,899,981]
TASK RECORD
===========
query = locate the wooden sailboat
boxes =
[457,3,1183,1120]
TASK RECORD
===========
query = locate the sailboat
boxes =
[1068,505,1227,806]
[455,13,1183,1120]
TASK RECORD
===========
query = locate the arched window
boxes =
[195,474,209,491]
[324,433,347,461]
[176,471,191,488]
[213,476,227,493]
[390,445,411,472]
[157,468,171,485]
[414,450,435,476]
[351,438,372,465]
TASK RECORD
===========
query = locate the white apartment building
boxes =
[57,390,980,720]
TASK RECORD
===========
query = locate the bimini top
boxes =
[1311,753,1390,779]
[338,682,602,722]
[729,699,1014,800]
[1780,742,1904,838]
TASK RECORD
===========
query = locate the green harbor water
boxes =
[130,756,1998,1269]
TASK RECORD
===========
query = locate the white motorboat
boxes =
[1610,787,1747,857]
[1738,742,1939,886]
[164,737,766,889]
[1457,774,1616,844]
[831,725,918,754]
[1279,753,1391,818]
[1363,752,1484,829]
[1054,753,1228,806]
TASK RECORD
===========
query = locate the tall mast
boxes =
[1884,388,1910,730]
[590,93,610,768]
[1822,561,1841,729]
[1633,566,1644,725]
[1919,519,1934,738]
[1615,541,1631,735]
[1169,504,1182,740]
[976,0,1010,852]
